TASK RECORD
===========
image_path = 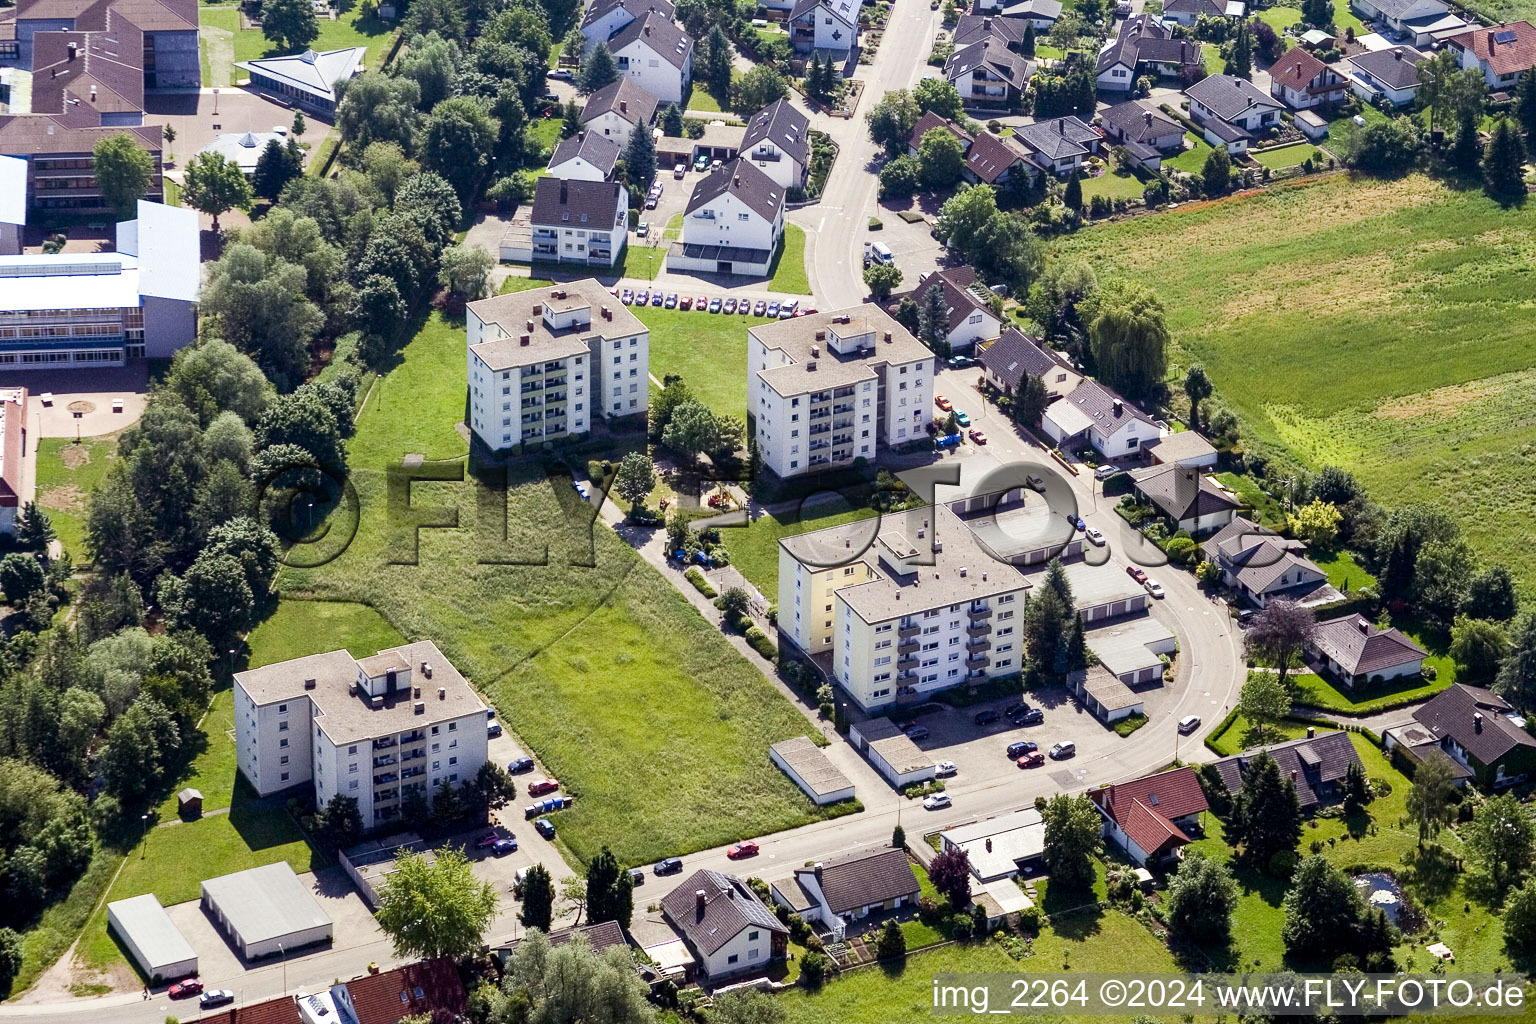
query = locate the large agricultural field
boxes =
[277,310,842,868]
[1049,174,1536,591]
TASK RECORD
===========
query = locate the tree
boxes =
[317,793,364,850]
[1184,364,1213,431]
[252,139,303,201]
[560,874,588,925]
[876,918,906,960]
[1484,118,1528,201]
[626,118,657,186]
[1228,752,1302,869]
[463,761,517,823]
[1021,20,1037,54]
[182,151,253,232]
[934,184,998,254]
[0,554,45,607]
[1515,67,1536,145]
[1301,0,1331,27]
[918,127,967,189]
[929,847,972,907]
[202,245,323,389]
[864,262,903,301]
[1281,856,1368,964]
[1465,793,1534,890]
[892,824,906,849]
[1414,537,1476,626]
[1236,671,1290,743]
[1063,171,1083,212]
[1451,615,1509,682]
[1419,49,1486,135]
[520,863,555,930]
[0,927,20,996]
[1087,280,1169,397]
[661,400,724,462]
[1288,500,1342,547]
[1164,851,1238,946]
[1342,760,1371,815]
[402,0,466,42]
[93,133,154,218]
[337,74,422,152]
[13,502,55,558]
[585,845,633,927]
[704,24,733,98]
[1041,793,1101,891]
[866,89,920,155]
[499,928,656,1024]
[914,78,965,120]
[578,41,620,93]
[712,989,785,1024]
[1244,599,1315,689]
[1451,106,1483,173]
[737,65,789,112]
[1503,878,1536,956]
[438,244,496,299]
[661,103,685,138]
[877,154,922,198]
[1202,144,1231,197]
[1228,18,1252,77]
[1496,613,1536,708]
[1012,372,1048,427]
[917,283,950,356]
[1465,564,1518,622]
[100,696,181,802]
[612,452,657,514]
[719,586,750,620]
[375,848,497,959]
[256,383,347,471]
[291,111,306,138]
[396,31,463,109]
[261,0,319,51]
[423,96,500,201]
[1406,753,1455,847]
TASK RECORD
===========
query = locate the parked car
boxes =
[723,297,737,313]
[199,990,235,1009]
[1126,565,1148,584]
[528,777,560,796]
[694,153,710,171]
[673,162,687,178]
[923,793,952,810]
[935,395,952,411]
[636,289,650,305]
[1144,579,1165,599]
[954,410,971,427]
[534,818,556,838]
[969,429,987,445]
[946,355,977,369]
[973,708,1000,726]
[779,299,799,318]
[508,756,535,773]
[766,300,780,317]
[903,724,930,741]
[679,295,693,310]
[636,221,650,237]
[1006,703,1033,723]
[1237,608,1257,626]
[621,288,635,304]
[727,841,760,859]
[708,297,722,312]
[665,292,678,308]
[1094,464,1119,481]
[1017,751,1045,768]
[1049,741,1076,759]
[548,68,574,80]
[650,291,664,307]
[1085,527,1105,547]
[1006,740,1037,758]
[487,722,502,738]
[169,979,203,999]
[492,837,518,855]
[1070,515,1086,531]
[645,194,659,209]
[487,708,496,720]
[936,760,957,777]
[753,299,768,316]
[1019,708,1045,725]
[655,856,684,875]
[629,867,646,886]
[475,830,501,849]
[694,294,708,310]
[1178,715,1202,734]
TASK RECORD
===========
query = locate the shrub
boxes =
[1018,904,1043,933]
[1268,849,1298,878]
[683,566,717,598]
[800,950,832,988]
[744,625,778,660]
[868,217,883,230]
[950,913,975,940]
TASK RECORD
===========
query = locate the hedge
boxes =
[684,566,717,598]
[1203,706,1242,756]
[745,625,778,661]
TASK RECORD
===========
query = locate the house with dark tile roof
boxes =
[670,157,785,276]
[526,177,629,266]
[580,0,675,52]
[1351,0,1466,47]
[1041,379,1165,459]
[547,129,622,181]
[610,12,693,103]
[945,36,1035,107]
[741,98,811,191]
[770,846,919,938]
[1090,767,1208,866]
[1129,463,1241,535]
[1097,15,1202,91]
[1162,0,1243,24]
[1406,684,1536,789]
[1343,45,1427,105]
[891,266,1002,351]
[954,13,1029,50]
[1211,730,1362,811]
[1198,516,1338,608]
[961,130,1038,184]
[1099,99,1186,169]
[1306,614,1426,688]
[581,78,660,149]
[1184,72,1284,153]
[1268,47,1348,109]
[1013,115,1100,174]
[661,869,787,978]
[978,327,1080,401]
[906,110,975,157]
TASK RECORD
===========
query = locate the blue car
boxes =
[507,756,535,773]
[492,837,518,855]
[534,818,556,838]
[487,722,502,738]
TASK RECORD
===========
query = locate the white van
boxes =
[1049,741,1076,759]
[867,241,894,265]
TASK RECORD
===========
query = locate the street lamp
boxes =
[278,941,286,996]
[140,813,149,859]
[228,648,238,679]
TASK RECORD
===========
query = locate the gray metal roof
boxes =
[200,862,332,945]
[107,894,197,972]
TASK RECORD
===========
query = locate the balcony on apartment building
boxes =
[967,637,992,653]
[968,605,993,622]
[372,736,397,750]
[967,622,992,637]
[373,753,398,768]
[400,730,427,744]
[374,771,399,786]
[898,622,921,638]
[966,651,990,667]
[401,765,427,781]
[897,637,920,654]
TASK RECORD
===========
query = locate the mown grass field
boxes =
[277,312,840,868]
[1049,174,1536,593]
[723,495,881,597]
[644,306,772,417]
[199,4,395,88]
[35,435,118,563]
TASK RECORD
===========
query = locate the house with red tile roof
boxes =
[1444,20,1536,89]
[1088,766,1208,867]
[199,959,465,1024]
[1267,48,1348,109]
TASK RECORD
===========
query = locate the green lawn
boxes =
[1213,470,1286,527]
[1322,101,1387,157]
[1164,132,1214,175]
[200,5,395,88]
[34,435,118,563]
[1250,143,1323,170]
[1080,167,1146,203]
[685,85,727,113]
[278,313,843,868]
[722,497,881,597]
[643,306,773,417]
[1308,545,1375,593]
[769,224,812,294]
[1291,670,1452,714]
[1202,42,1226,74]
[615,237,668,281]
[1256,5,1303,30]
[1049,173,1536,594]
[1206,713,1326,757]
[1331,0,1368,36]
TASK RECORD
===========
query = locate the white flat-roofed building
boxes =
[0,198,198,369]
[848,717,936,787]
[0,155,25,255]
[107,894,198,983]
[780,503,1031,711]
[939,807,1046,880]
[465,278,648,451]
[1086,615,1175,686]
[908,454,1086,567]
[200,862,333,959]
[769,736,855,804]
[234,640,489,830]
[1022,556,1150,623]
[749,305,931,479]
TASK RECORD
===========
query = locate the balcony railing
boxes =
[967,623,992,637]
[969,607,993,622]
[898,624,920,638]
[897,638,920,654]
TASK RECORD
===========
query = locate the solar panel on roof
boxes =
[1494,28,1517,43]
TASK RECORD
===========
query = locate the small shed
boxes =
[107,894,198,984]
[1300,28,1336,48]
[1294,109,1329,140]
[177,788,203,817]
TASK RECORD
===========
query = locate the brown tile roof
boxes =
[1130,464,1240,521]
[1268,48,1331,90]
[1445,20,1536,77]
[907,110,974,153]
[30,15,145,115]
[793,846,918,914]
[1211,731,1360,809]
[1309,614,1425,678]
[661,869,786,955]
[346,957,467,1022]
[963,130,1031,183]
[582,78,660,126]
[1412,684,1536,767]
[0,114,162,156]
[897,266,995,332]
[1090,767,1207,856]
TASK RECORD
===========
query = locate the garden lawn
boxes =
[769,224,812,294]
[1213,470,1285,526]
[1049,173,1536,594]
[199,5,394,88]
[1203,42,1226,73]
[1080,167,1146,202]
[1250,143,1322,170]
[277,314,841,868]
[643,306,773,417]
[1308,545,1375,592]
[615,238,668,281]
[1164,132,1214,175]
[349,310,473,468]
[1256,5,1303,30]
[527,117,565,157]
[1322,100,1387,157]
[1332,0,1368,35]
[1291,671,1451,715]
[35,434,118,563]
[1205,713,1325,757]
[722,495,881,596]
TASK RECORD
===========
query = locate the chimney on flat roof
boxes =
[371,695,384,708]
[304,678,316,690]
[68,42,77,59]
[520,334,530,345]
[438,687,446,699]
[413,700,425,714]
[413,686,421,698]
[422,662,432,677]
[526,319,535,331]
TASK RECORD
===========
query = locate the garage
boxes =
[106,894,198,984]
[200,862,333,960]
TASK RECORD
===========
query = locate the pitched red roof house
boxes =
[1088,766,1208,866]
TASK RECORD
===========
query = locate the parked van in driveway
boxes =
[865,241,894,265]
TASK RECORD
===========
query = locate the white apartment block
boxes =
[749,307,931,479]
[466,279,649,451]
[779,504,1032,712]
[234,641,489,829]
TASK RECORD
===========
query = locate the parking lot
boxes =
[475,726,576,922]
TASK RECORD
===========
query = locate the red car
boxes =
[694,295,709,310]
[726,841,760,859]
[969,429,987,445]
[169,979,204,999]
[1126,565,1148,584]
[679,296,693,310]
[475,830,501,849]
[1016,751,1045,768]
[528,777,560,796]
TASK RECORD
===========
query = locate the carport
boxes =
[1072,665,1145,723]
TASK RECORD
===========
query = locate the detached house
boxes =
[1014,115,1100,174]
[1443,20,1536,90]
[1129,463,1241,535]
[515,177,627,267]
[770,847,920,939]
[741,98,811,191]
[581,78,660,149]
[1184,72,1283,152]
[1162,0,1245,25]
[669,157,785,276]
[1306,614,1426,688]
[1268,48,1347,109]
[1097,16,1202,91]
[790,0,859,54]
[580,0,675,52]
[1090,767,1209,868]
[1041,380,1166,459]
[661,869,787,980]
[1199,516,1337,608]
[953,14,1029,50]
[891,267,1002,352]
[1099,99,1186,169]
[1394,684,1536,789]
[610,13,692,104]
[963,131,1038,185]
[1211,731,1363,811]
[945,37,1035,107]
[977,0,1063,29]
[1343,45,1427,105]
[978,327,1080,402]
[546,130,621,181]
[907,110,974,156]
[1351,0,1467,47]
